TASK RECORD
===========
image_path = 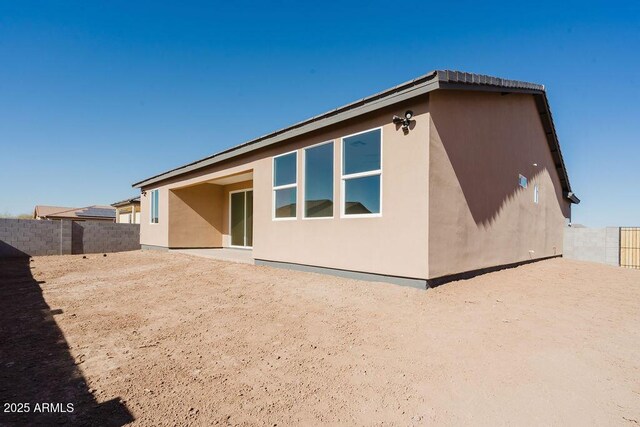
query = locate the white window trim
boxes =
[228,188,253,249]
[302,140,335,220]
[149,189,159,224]
[340,127,383,219]
[272,150,298,221]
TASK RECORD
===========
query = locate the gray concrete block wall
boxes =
[604,227,620,266]
[563,226,619,266]
[0,218,139,257]
[0,218,71,256]
[72,222,140,254]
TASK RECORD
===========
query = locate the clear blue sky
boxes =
[0,1,638,226]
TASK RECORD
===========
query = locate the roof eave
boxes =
[111,198,141,207]
[131,70,575,201]
[565,192,580,204]
[132,71,443,189]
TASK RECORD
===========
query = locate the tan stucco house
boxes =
[133,70,579,288]
[111,197,141,224]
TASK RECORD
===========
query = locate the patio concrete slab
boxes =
[171,248,254,264]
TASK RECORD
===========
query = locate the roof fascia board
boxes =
[436,81,543,95]
[565,192,580,204]
[533,93,577,203]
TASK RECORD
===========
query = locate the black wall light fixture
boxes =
[393,110,415,134]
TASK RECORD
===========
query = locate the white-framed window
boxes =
[304,141,334,219]
[519,174,528,188]
[273,151,297,219]
[341,128,382,217]
[150,189,159,224]
[534,184,539,204]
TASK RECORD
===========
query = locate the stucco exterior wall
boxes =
[139,99,430,279]
[139,90,572,280]
[428,90,571,279]
[253,102,429,279]
[168,184,223,248]
[140,186,170,248]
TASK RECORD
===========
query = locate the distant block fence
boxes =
[563,226,621,267]
[0,218,140,257]
[562,227,640,269]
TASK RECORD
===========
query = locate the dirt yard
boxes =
[1,251,639,426]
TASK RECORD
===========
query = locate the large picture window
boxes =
[341,128,382,216]
[273,151,297,219]
[150,189,159,223]
[304,141,334,218]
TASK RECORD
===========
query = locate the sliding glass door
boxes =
[230,190,253,248]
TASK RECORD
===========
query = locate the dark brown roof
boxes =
[132,70,577,203]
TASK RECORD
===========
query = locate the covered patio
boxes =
[167,170,253,252]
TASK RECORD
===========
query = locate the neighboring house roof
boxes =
[34,205,116,220]
[304,199,333,217]
[275,204,297,218]
[132,70,578,204]
[276,200,371,217]
[111,196,141,208]
[34,205,76,218]
[345,202,372,215]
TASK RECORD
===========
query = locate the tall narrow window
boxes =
[342,128,382,216]
[273,152,297,219]
[304,142,334,218]
[150,189,159,223]
[534,184,539,204]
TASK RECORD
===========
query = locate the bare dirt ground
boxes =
[1,251,639,426]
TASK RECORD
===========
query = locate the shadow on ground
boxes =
[0,256,133,426]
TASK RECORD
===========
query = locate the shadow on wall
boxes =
[0,256,133,425]
[0,241,29,257]
[169,184,224,248]
[430,92,569,228]
[71,222,84,255]
[172,185,221,227]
